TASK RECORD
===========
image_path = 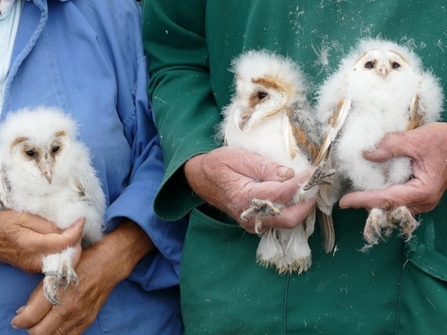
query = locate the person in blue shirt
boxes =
[0,0,187,334]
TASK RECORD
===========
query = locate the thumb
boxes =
[363,132,410,162]
[231,148,295,182]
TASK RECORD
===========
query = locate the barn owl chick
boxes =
[0,107,106,304]
[218,50,335,274]
[316,39,444,250]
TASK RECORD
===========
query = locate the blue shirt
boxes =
[0,0,187,334]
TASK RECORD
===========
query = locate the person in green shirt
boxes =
[142,1,447,334]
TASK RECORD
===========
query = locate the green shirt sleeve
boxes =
[142,0,219,220]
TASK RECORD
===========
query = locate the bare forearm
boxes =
[80,220,155,283]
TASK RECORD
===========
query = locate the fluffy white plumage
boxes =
[0,106,106,304]
[219,50,334,274]
[316,38,444,250]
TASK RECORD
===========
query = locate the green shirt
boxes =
[143,1,447,334]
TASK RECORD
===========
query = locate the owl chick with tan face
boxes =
[316,39,444,250]
[0,107,105,304]
[219,50,335,274]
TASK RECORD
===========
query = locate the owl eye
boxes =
[258,91,268,100]
[52,146,60,153]
[392,62,401,69]
[25,150,35,157]
[364,61,375,69]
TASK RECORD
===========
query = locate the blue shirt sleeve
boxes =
[97,6,187,291]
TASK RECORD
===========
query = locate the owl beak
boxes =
[238,109,251,131]
[40,162,53,184]
[378,65,389,79]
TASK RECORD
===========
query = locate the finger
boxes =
[339,183,416,211]
[26,305,70,335]
[18,219,85,254]
[16,212,61,234]
[246,168,314,205]
[363,132,410,162]
[227,148,295,182]
[263,198,316,229]
[11,283,51,329]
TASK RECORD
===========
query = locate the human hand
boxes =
[184,147,317,233]
[11,244,111,335]
[340,122,447,215]
[0,211,84,273]
[11,220,154,335]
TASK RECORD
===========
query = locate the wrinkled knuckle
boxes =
[257,160,272,178]
[278,190,294,204]
[379,198,395,210]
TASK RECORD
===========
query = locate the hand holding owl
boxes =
[0,212,84,273]
[340,122,447,215]
[184,146,317,234]
[215,39,444,273]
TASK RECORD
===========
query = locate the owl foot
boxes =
[361,208,393,252]
[303,161,335,191]
[42,248,78,305]
[390,206,419,242]
[241,199,281,234]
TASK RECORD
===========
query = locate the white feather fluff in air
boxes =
[219,50,334,274]
[0,106,106,304]
[316,38,444,249]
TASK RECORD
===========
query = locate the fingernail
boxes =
[277,167,294,179]
[11,320,18,329]
[15,306,24,315]
[339,202,352,209]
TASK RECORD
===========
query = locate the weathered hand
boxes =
[184,147,317,233]
[340,122,447,215]
[0,211,84,273]
[11,220,154,335]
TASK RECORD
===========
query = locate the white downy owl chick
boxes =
[219,50,335,274]
[0,107,106,304]
[316,39,444,250]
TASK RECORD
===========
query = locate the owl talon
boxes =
[241,199,281,234]
[303,161,335,191]
[42,249,79,305]
[43,268,78,305]
[362,208,389,251]
[390,206,419,242]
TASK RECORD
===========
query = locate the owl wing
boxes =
[314,97,352,253]
[283,107,320,162]
[315,97,352,165]
[283,105,341,253]
[283,114,299,159]
[407,93,424,130]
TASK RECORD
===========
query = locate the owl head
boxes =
[228,50,309,132]
[0,107,78,183]
[350,39,420,80]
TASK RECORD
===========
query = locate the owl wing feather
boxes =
[314,97,352,253]
[315,98,352,165]
[285,107,320,162]
[407,93,424,130]
[282,113,299,160]
[316,209,335,253]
